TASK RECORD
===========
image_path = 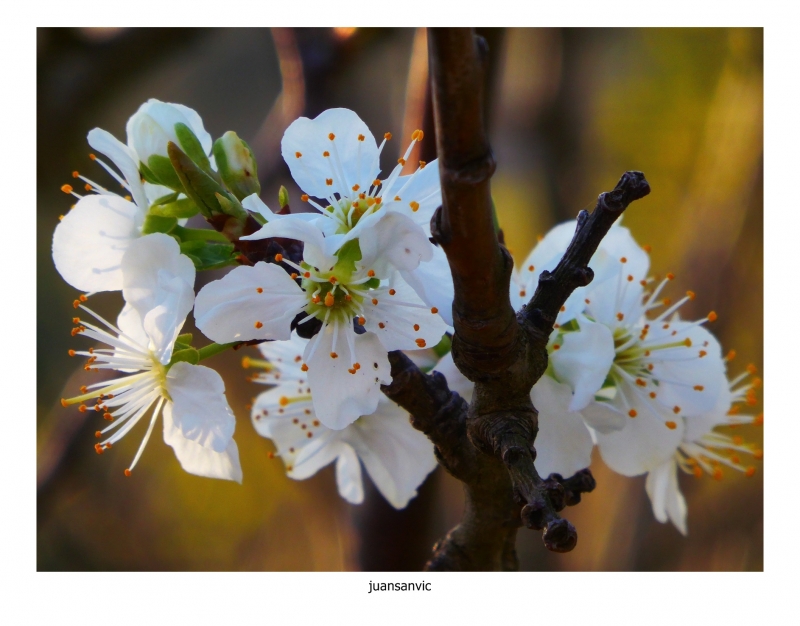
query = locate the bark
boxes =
[379,28,650,570]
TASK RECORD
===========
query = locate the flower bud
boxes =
[213,131,261,200]
[127,99,213,188]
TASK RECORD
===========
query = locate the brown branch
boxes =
[375,28,650,570]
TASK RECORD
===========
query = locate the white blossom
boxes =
[61,234,242,482]
[247,335,436,508]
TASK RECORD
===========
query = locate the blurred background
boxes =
[37,27,762,571]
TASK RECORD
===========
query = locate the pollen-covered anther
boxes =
[415,339,426,348]
[398,158,406,166]
[409,201,420,212]
[328,133,336,140]
[372,298,378,305]
[256,287,263,294]
[304,272,311,278]
[394,195,401,201]
[274,253,283,263]
[358,134,365,141]
[707,311,718,322]
[431,307,438,314]
[322,151,330,157]
[324,292,335,307]
[103,413,113,421]
[673,406,681,414]
[665,421,677,430]
[693,466,703,478]
[301,364,309,372]
[344,294,352,302]
[686,290,696,300]
[643,244,652,252]
[635,378,646,387]
[352,184,360,191]
[628,409,637,418]
[255,321,264,329]
[699,350,707,358]
[649,391,657,399]
[662,298,672,306]
[329,276,338,284]
[751,377,762,389]
[124,469,132,477]
[326,178,333,186]
[330,352,338,359]
[295,152,302,158]
[94,444,104,455]
[384,132,392,140]
[78,404,87,413]
[60,184,73,194]
[358,316,366,325]
[666,272,675,280]
[620,257,627,263]
[684,338,692,347]
[413,324,420,332]
[95,430,102,439]
[616,312,624,321]
[378,322,385,329]
[627,275,634,282]
[301,194,309,202]
[388,289,396,296]
[372,179,381,187]
[68,349,76,357]
[367,270,375,277]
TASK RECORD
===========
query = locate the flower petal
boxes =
[382,159,442,229]
[87,128,150,211]
[305,329,391,430]
[357,212,433,273]
[126,99,212,161]
[239,215,341,270]
[165,362,236,452]
[52,194,142,292]
[162,402,242,483]
[645,458,687,535]
[346,398,437,509]
[121,233,195,363]
[194,262,306,343]
[550,316,615,411]
[282,108,379,199]
[335,445,364,504]
[531,376,594,478]
[399,245,454,327]
[361,276,448,352]
[595,379,684,476]
[579,400,627,434]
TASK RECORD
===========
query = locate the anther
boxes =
[58,215,65,221]
[307,432,313,438]
[326,178,333,186]
[291,273,298,280]
[372,298,378,305]
[628,409,637,418]
[324,292,335,307]
[323,151,330,157]
[745,466,756,477]
[665,421,677,430]
[60,398,68,407]
[378,323,385,329]
[694,385,704,391]
[275,253,283,262]
[409,201,420,212]
[662,298,671,306]
[384,132,392,140]
[68,349,76,357]
[431,307,438,314]
[330,352,338,359]
[95,430,102,438]
[726,349,736,361]
[707,311,718,322]
[84,183,92,191]
[684,338,692,347]
[329,276,337,284]
[687,291,696,300]
[358,316,366,325]
[78,404,87,413]
[255,321,264,329]
[304,272,311,278]
[616,313,624,321]
[620,257,627,263]
[279,397,289,406]
[636,378,646,386]
[95,444,104,455]
[643,244,652,252]
[256,287,263,293]
[419,161,426,168]
[103,413,113,421]
[413,324,420,331]
[388,289,396,296]
[673,406,681,414]
[693,466,703,478]
[352,184,360,191]
[60,184,73,194]
[747,363,758,375]
[415,339,426,348]
[666,272,675,281]
[358,134,365,141]
[295,152,302,158]
[301,194,309,202]
[699,350,707,358]
[553,344,560,350]
[124,469,132,477]
[301,364,308,372]
[649,392,656,399]
[627,275,633,282]
[394,196,401,201]
[328,133,336,140]
[372,179,381,187]
[89,153,96,160]
[397,158,406,166]
[367,270,375,277]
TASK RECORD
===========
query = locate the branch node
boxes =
[543,518,578,553]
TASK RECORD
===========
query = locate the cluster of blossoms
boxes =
[53,102,449,494]
[438,221,762,533]
[51,99,759,528]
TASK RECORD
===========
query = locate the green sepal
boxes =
[364,277,380,290]
[179,240,237,271]
[168,142,229,218]
[278,185,289,209]
[168,347,200,367]
[214,192,247,220]
[139,161,161,186]
[147,154,184,190]
[142,214,178,235]
[432,333,452,358]
[152,192,180,206]
[148,198,200,219]
[172,225,230,243]
[335,239,362,275]
[175,122,211,172]
[177,333,193,345]
[491,198,500,234]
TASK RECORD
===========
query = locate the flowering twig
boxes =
[378,28,650,570]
